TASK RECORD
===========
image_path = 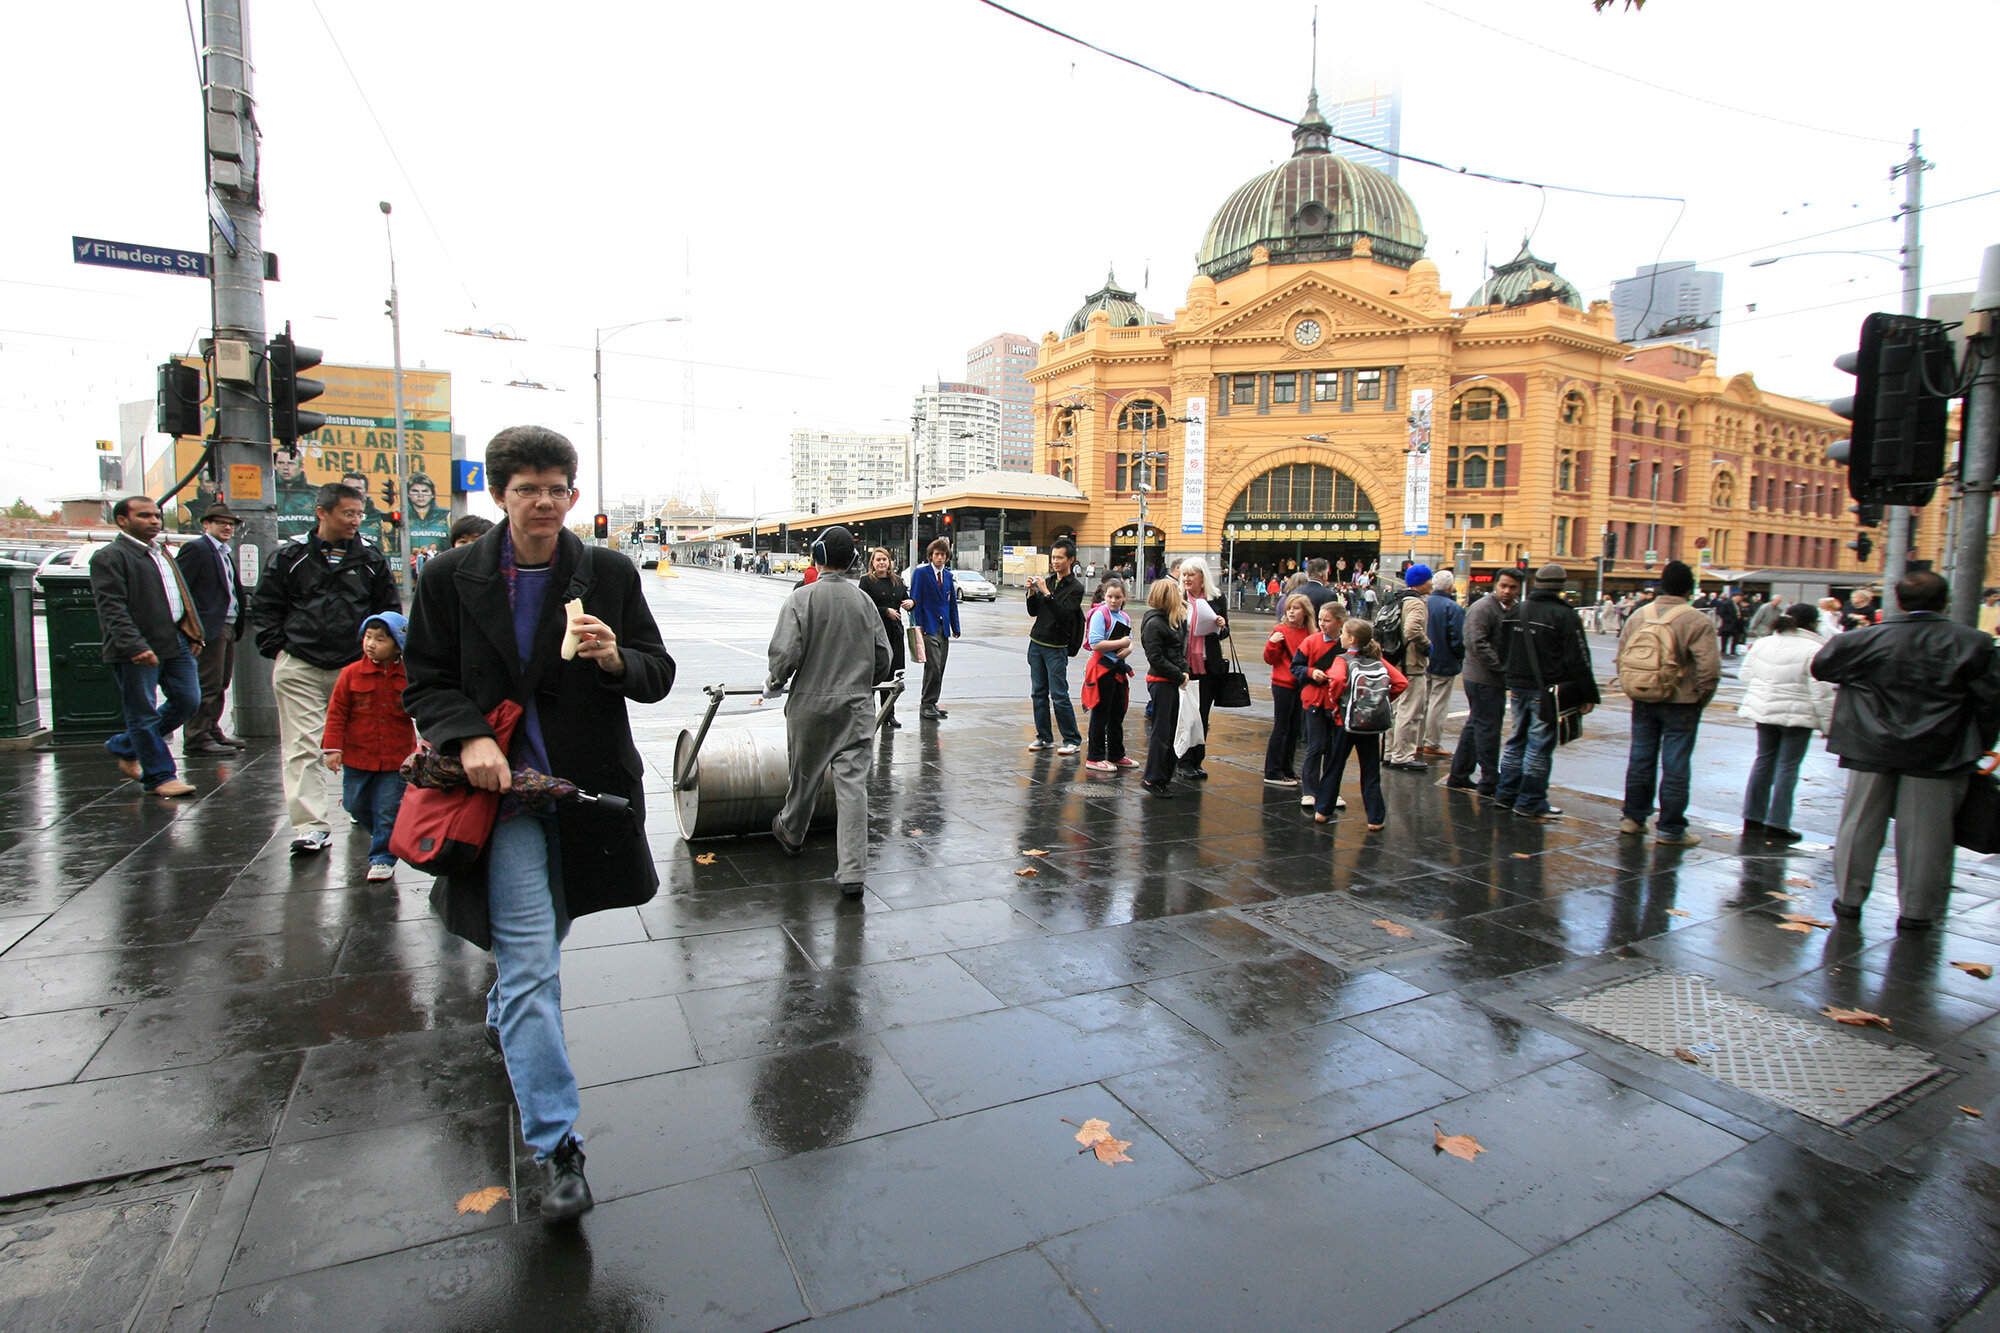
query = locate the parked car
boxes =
[953,569,997,601]
[36,544,113,579]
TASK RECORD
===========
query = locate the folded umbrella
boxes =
[400,750,632,818]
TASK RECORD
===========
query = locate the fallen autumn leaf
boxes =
[1781,913,1835,928]
[455,1186,509,1215]
[1065,1117,1135,1165]
[1665,908,1691,917]
[1372,919,1415,939]
[1949,961,1994,980]
[1960,1106,1985,1118]
[1766,891,1802,902]
[1022,848,1050,857]
[1433,1122,1487,1162]
[1775,922,1819,933]
[1015,867,1039,878]
[1673,1047,1701,1064]
[1822,1006,1892,1029]
[1511,853,1531,859]
[694,853,716,866]
[1785,877,1813,888]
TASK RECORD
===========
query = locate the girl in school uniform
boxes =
[1083,579,1136,771]
[1262,592,1317,788]
[1295,611,1407,831]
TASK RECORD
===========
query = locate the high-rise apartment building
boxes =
[1613,262,1723,357]
[912,383,1002,489]
[965,334,1038,471]
[791,431,909,514]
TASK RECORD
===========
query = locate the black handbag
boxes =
[1210,614,1253,709]
[1955,755,2000,854]
[1520,617,1585,747]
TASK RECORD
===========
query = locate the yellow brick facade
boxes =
[1027,240,1901,593]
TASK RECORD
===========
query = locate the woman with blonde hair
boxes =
[1139,578,1190,796]
[858,546,912,729]
[1262,592,1317,786]
[1175,556,1229,782]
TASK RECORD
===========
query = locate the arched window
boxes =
[1462,454,1489,488]
[1450,387,1508,421]
[1227,464,1377,521]
[1654,406,1670,438]
[1561,390,1588,425]
[1118,399,1164,432]
[1053,406,1078,439]
[1675,408,1691,442]
[1712,471,1735,509]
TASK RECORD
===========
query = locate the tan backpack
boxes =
[1618,604,1696,702]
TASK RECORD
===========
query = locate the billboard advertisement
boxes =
[1179,396,1207,535]
[1402,389,1432,536]
[147,361,454,561]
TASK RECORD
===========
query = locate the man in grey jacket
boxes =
[766,526,893,897]
[1445,567,1519,795]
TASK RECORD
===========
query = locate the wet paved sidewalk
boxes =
[2,682,1999,1329]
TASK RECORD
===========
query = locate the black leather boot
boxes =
[541,1135,594,1222]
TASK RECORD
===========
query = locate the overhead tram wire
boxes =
[970,0,1682,205]
[1413,0,1900,147]
[309,0,480,313]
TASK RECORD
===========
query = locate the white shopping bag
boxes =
[1173,678,1205,756]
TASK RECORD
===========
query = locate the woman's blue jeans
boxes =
[485,812,577,1160]
[1743,724,1813,831]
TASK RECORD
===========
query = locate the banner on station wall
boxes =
[1179,396,1207,535]
[1402,389,1433,536]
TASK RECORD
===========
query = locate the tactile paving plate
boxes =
[1232,895,1460,968]
[1550,969,1941,1126]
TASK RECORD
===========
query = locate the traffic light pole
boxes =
[1948,245,2000,626]
[203,0,277,738]
[1882,131,1929,614]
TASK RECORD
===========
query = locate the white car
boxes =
[953,569,997,601]
[36,544,113,579]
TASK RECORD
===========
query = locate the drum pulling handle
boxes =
[675,673,907,791]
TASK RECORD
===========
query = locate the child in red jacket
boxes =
[322,612,415,882]
[1293,608,1407,831]
[1262,592,1317,788]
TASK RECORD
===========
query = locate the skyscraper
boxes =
[965,334,1038,472]
[1613,262,1723,357]
[1324,85,1401,180]
[912,383,1002,489]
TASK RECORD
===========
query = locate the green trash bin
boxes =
[0,559,41,739]
[39,567,123,743]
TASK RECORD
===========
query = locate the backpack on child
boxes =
[1341,652,1396,733]
[1618,603,1696,702]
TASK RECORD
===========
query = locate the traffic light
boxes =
[1515,557,1529,572]
[1848,501,1882,528]
[385,509,403,531]
[1847,534,1875,563]
[593,513,609,540]
[942,513,954,528]
[778,521,789,549]
[157,361,203,437]
[1830,312,1955,506]
[269,325,327,445]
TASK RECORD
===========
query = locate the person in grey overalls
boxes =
[765,525,892,896]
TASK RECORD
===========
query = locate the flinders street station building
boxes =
[1024,92,1883,595]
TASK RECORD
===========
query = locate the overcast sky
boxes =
[4,0,1994,517]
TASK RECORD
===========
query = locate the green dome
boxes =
[1197,92,1426,279]
[1063,267,1160,337]
[1470,241,1583,308]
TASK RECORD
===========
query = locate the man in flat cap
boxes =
[176,502,248,755]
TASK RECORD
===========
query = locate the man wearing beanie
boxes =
[1616,558,1720,845]
[1495,562,1599,819]
[1382,564,1434,771]
[765,525,892,896]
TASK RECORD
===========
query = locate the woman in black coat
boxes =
[1139,578,1191,796]
[858,546,912,728]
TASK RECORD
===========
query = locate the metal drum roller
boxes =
[672,674,904,841]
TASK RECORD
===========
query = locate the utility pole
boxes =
[909,404,924,572]
[203,0,276,737]
[1948,245,2000,626]
[1883,130,1928,612]
[380,203,413,598]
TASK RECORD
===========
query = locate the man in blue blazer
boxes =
[907,537,960,720]
[175,502,247,754]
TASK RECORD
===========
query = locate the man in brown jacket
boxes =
[1616,560,1721,844]
[1383,564,1433,771]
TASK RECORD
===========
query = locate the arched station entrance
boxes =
[1108,523,1168,581]
[1223,462,1382,585]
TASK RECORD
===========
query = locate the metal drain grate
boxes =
[1550,970,1942,1126]
[1233,895,1460,968]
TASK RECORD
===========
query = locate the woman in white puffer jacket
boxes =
[1737,601,1835,842]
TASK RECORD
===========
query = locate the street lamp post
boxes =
[594,316,683,537]
[379,203,412,595]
